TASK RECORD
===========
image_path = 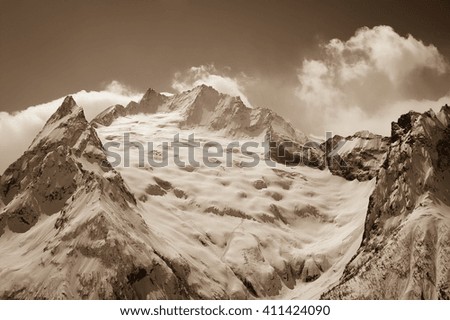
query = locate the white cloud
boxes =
[318,96,450,138]
[0,81,142,173]
[103,80,140,98]
[172,64,254,107]
[295,25,450,136]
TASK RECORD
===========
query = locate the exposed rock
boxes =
[323,131,389,181]
[252,179,267,190]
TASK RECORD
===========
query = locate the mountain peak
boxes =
[29,96,88,149]
[126,87,168,115]
[190,84,218,95]
[63,95,76,105]
[1,95,136,236]
[390,111,420,142]
[139,87,171,104]
[50,96,81,120]
[140,88,159,102]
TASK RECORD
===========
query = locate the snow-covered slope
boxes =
[325,106,450,299]
[95,110,375,299]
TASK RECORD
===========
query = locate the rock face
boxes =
[324,106,450,299]
[267,129,389,179]
[268,132,325,169]
[323,131,390,181]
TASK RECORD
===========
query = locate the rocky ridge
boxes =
[325,106,450,299]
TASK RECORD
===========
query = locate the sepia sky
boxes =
[1,0,449,110]
[1,0,450,172]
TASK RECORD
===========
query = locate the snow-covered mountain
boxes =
[0,87,448,299]
[325,106,450,299]
[92,85,388,177]
[0,96,196,298]
[93,85,307,143]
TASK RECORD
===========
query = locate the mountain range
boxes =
[0,85,448,299]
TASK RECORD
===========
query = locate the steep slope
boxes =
[325,106,450,299]
[0,97,194,299]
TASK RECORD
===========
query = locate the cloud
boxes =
[295,25,450,136]
[103,80,141,98]
[0,81,142,173]
[172,64,254,107]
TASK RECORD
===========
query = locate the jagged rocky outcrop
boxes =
[267,129,389,178]
[324,106,450,299]
[267,131,325,169]
[322,131,390,181]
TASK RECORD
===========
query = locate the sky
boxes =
[1,0,450,172]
